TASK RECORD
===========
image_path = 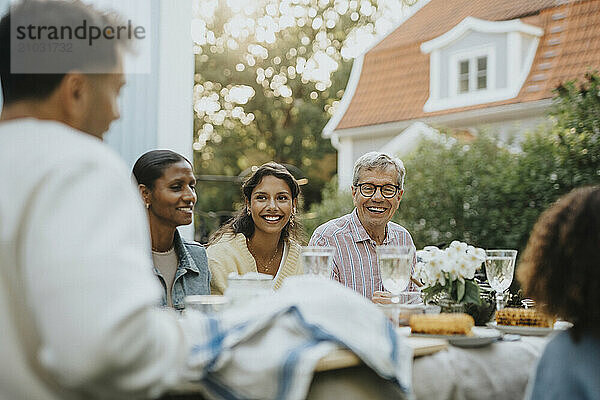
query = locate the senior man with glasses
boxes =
[309,152,421,303]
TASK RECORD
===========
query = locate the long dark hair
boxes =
[132,150,192,189]
[208,162,302,245]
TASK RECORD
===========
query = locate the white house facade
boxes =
[324,0,599,190]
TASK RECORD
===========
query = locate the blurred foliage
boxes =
[303,178,353,236]
[399,133,521,250]
[305,73,600,252]
[191,0,417,240]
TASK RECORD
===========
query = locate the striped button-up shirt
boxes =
[309,209,419,300]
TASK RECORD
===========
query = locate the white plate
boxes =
[411,327,502,348]
[486,321,565,336]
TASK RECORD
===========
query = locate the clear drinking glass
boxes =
[377,245,414,303]
[485,249,517,311]
[301,246,335,278]
[377,245,414,326]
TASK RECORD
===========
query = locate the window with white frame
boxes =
[449,46,495,97]
[458,55,488,94]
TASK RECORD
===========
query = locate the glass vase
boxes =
[428,292,465,313]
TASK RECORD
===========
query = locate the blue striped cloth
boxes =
[184,276,413,400]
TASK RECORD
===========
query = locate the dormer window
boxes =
[421,17,543,112]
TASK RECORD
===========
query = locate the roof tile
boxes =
[336,0,600,131]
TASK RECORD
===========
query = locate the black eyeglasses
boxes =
[354,183,401,198]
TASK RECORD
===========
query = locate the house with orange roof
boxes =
[324,0,600,190]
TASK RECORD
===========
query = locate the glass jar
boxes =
[428,292,465,313]
[225,272,273,307]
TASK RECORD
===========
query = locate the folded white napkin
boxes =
[184,276,413,400]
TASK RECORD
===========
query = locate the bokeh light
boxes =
[191,0,416,150]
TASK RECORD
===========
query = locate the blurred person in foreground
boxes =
[0,2,414,399]
[133,150,210,310]
[518,186,600,400]
[309,152,421,303]
[0,1,209,398]
[207,162,303,295]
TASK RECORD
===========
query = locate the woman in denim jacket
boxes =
[133,150,210,309]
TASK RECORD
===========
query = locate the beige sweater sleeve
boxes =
[206,255,228,296]
[206,234,257,295]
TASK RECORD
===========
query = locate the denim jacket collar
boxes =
[152,231,200,277]
[153,230,210,310]
[173,230,200,275]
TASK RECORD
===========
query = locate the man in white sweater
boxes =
[0,2,413,400]
[0,1,208,398]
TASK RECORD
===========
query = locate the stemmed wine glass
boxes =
[485,249,517,311]
[301,246,335,278]
[377,245,414,325]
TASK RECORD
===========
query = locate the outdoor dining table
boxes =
[412,334,548,400]
[168,330,550,400]
[307,331,549,400]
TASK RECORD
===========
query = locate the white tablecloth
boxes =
[412,336,549,400]
[172,333,549,400]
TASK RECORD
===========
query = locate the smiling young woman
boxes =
[206,162,304,295]
[133,150,210,309]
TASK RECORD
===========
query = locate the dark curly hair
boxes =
[517,186,600,340]
[208,162,302,245]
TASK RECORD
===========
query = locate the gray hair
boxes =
[352,152,406,189]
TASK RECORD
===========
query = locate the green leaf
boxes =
[463,280,481,305]
[456,279,465,302]
[422,284,444,303]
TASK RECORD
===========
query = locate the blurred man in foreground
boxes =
[0,1,203,398]
[0,2,411,399]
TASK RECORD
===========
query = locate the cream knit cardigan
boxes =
[206,233,302,295]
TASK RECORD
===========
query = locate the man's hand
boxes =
[372,291,392,304]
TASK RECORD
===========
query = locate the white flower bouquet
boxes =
[415,241,486,305]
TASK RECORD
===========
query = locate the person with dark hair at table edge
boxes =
[133,150,211,310]
[309,151,421,303]
[207,162,304,295]
[518,186,600,400]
